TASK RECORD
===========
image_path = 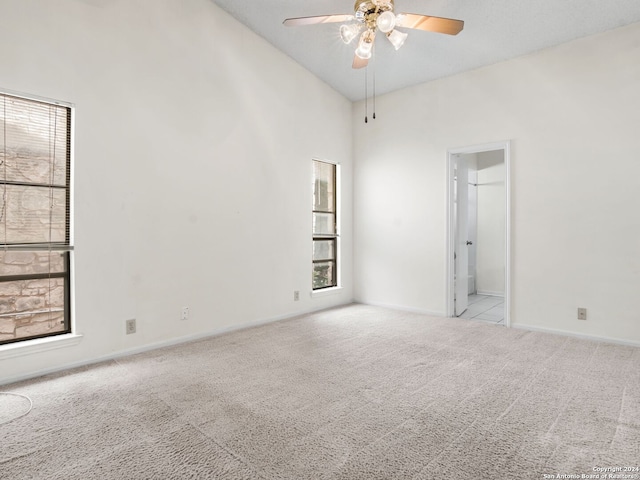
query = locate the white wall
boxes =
[476,151,505,296]
[0,0,353,384]
[354,21,640,344]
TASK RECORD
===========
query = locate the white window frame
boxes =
[0,88,78,353]
[311,159,341,294]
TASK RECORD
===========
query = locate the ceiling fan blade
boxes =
[352,55,368,69]
[283,14,354,26]
[396,14,464,35]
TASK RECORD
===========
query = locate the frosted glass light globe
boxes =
[386,29,407,50]
[376,11,396,33]
[340,23,362,44]
[355,31,375,59]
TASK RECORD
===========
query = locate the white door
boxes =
[455,157,469,316]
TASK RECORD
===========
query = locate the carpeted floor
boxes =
[1,304,639,479]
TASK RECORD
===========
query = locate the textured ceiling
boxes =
[211,0,640,101]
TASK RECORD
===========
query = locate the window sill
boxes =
[311,286,343,298]
[0,333,83,361]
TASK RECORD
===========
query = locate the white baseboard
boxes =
[512,323,640,348]
[357,301,446,318]
[1,303,353,386]
[476,290,504,297]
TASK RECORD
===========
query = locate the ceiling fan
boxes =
[284,0,464,69]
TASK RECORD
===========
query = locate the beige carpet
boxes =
[1,304,639,479]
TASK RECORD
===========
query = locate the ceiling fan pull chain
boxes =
[373,47,376,120]
[364,64,368,123]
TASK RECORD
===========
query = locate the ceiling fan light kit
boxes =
[351,0,404,57]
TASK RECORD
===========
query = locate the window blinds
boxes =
[1,93,71,248]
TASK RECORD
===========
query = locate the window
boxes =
[312,160,338,290]
[0,92,72,346]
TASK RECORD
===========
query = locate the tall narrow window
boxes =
[312,160,338,290]
[0,92,72,346]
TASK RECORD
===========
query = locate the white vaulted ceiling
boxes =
[211,0,640,101]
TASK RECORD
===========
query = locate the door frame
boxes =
[446,141,511,326]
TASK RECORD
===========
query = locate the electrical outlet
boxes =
[181,307,189,321]
[293,290,300,301]
[126,319,136,334]
[577,308,587,320]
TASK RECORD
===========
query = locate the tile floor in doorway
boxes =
[458,294,504,324]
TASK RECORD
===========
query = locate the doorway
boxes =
[447,142,511,327]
